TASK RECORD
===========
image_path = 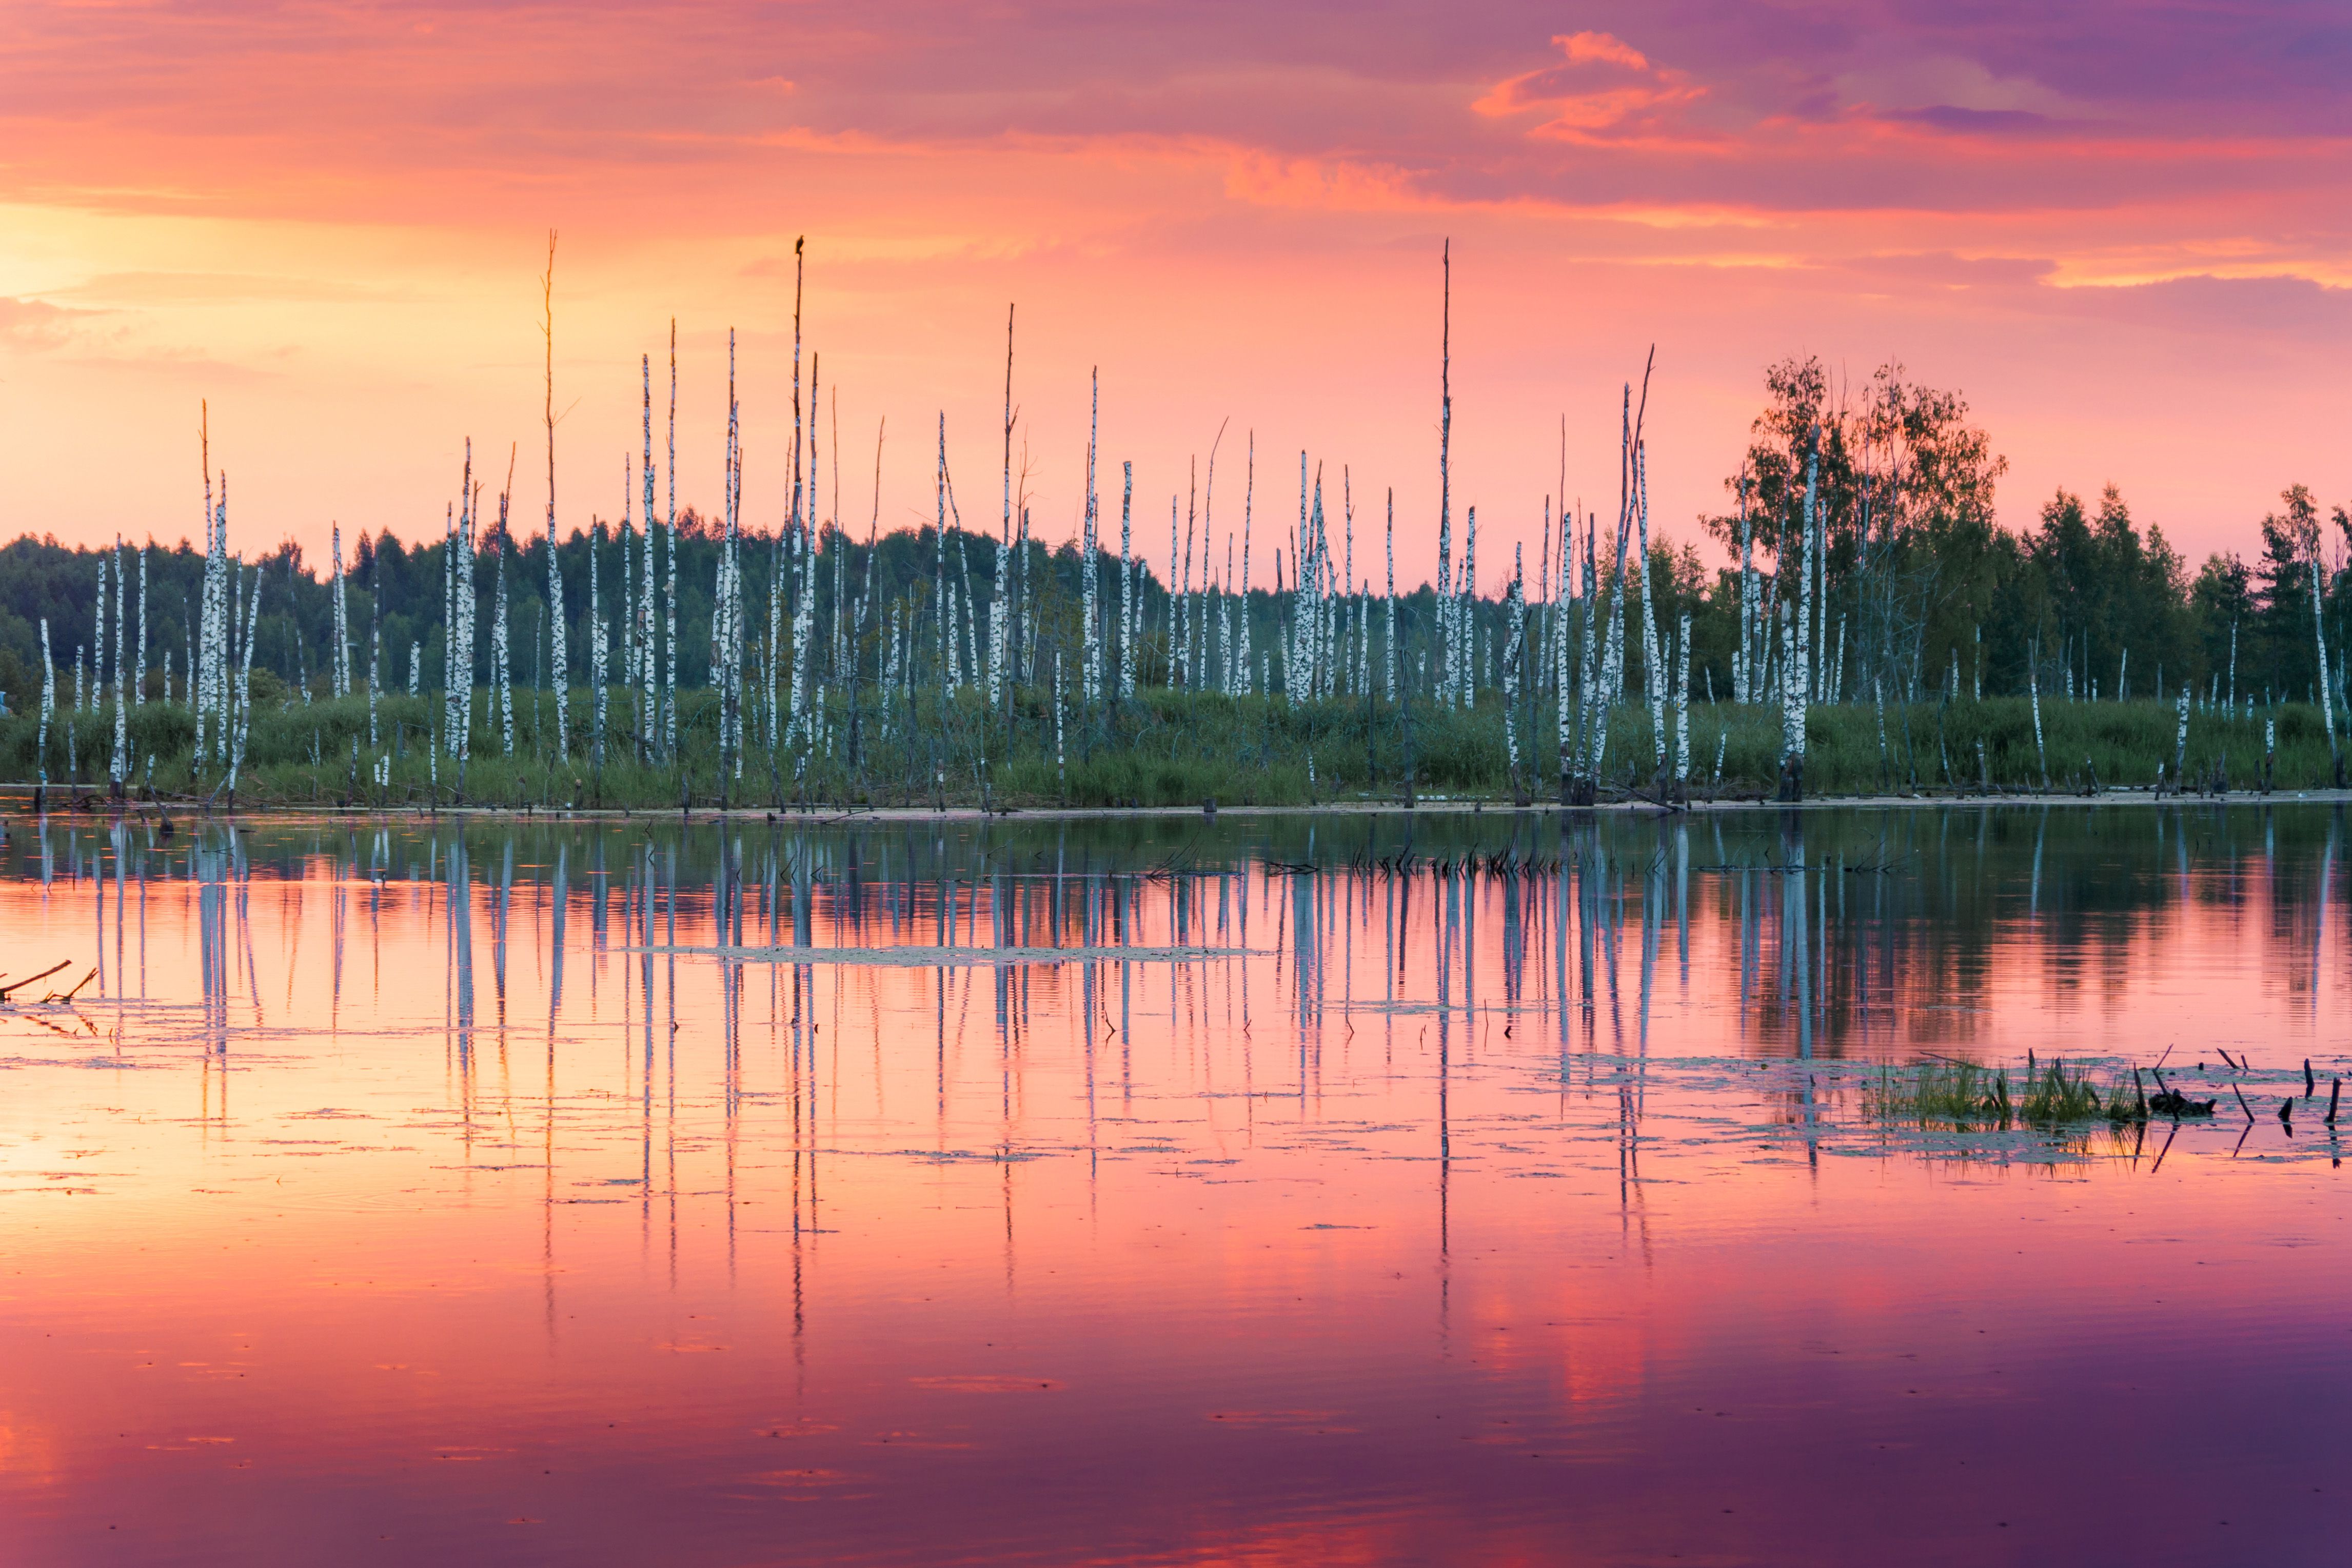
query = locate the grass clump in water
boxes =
[1872,1056,2128,1128]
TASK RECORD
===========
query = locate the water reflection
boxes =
[2,803,2348,1565]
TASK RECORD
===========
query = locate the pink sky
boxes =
[3,2,2347,580]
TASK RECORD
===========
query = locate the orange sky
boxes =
[4,2,2348,579]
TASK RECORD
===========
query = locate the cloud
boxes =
[1877,105,2068,135]
[0,295,101,350]
[1474,32,1709,144]
[55,272,392,305]
[1838,251,2059,290]
[2057,272,2352,339]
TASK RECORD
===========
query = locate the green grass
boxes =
[2,686,2342,811]
[1870,1056,2146,1128]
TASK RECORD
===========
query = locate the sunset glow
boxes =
[6,3,2347,570]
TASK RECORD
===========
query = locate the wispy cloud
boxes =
[0,294,103,350]
[54,272,396,305]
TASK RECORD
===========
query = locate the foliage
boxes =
[6,687,2345,810]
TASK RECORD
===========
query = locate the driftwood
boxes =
[0,960,70,1001]
[2148,1069,2216,1118]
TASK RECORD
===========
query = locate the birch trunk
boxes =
[2314,555,2339,761]
[590,522,608,769]
[1635,443,1663,768]
[1461,505,1477,709]
[664,325,679,759]
[1119,462,1135,699]
[543,237,567,758]
[331,524,349,697]
[37,619,54,792]
[1799,425,1819,705]
[1734,477,1752,704]
[1436,239,1452,709]
[1503,550,1524,789]
[1082,369,1099,705]
[1240,438,1255,698]
[1383,491,1396,704]
[1674,610,1692,785]
[494,507,513,756]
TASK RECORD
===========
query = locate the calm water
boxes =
[3,805,2347,1566]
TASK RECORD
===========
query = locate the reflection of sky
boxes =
[1,806,2347,1562]
[6,5,2350,565]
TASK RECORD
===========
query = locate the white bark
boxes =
[135,546,147,710]
[1674,610,1692,783]
[1635,443,1663,766]
[38,618,54,788]
[1437,240,1453,708]
[1734,478,1753,704]
[1778,600,1798,763]
[2314,555,2338,757]
[457,461,476,765]
[493,497,513,756]
[641,355,658,761]
[2025,652,2044,784]
[590,522,607,767]
[1503,548,1524,782]
[109,546,127,783]
[227,567,261,791]
[1461,505,1478,709]
[664,325,679,759]
[1119,462,1135,698]
[369,618,381,752]
[1082,369,1099,705]
[1436,468,1452,707]
[2171,681,2190,790]
[331,524,349,697]
[1555,506,1572,789]
[1798,426,1819,705]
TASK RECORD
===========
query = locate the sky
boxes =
[3,1,2347,583]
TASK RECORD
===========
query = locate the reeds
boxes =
[1871,1056,2133,1128]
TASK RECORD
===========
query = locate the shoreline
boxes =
[7,783,2350,827]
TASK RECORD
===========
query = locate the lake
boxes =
[3,804,2346,1565]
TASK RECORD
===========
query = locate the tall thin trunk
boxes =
[1119,462,1135,698]
[1503,546,1524,790]
[1241,436,1255,698]
[495,487,513,756]
[1636,441,1663,769]
[1674,610,1692,786]
[135,546,147,709]
[1082,368,1099,706]
[542,232,567,757]
[1437,239,1452,709]
[997,305,1015,711]
[2315,554,2339,762]
[591,520,607,770]
[1383,490,1396,704]
[1795,424,1819,740]
[641,353,658,761]
[1734,475,1753,704]
[369,585,382,752]
[665,324,679,759]
[37,618,54,794]
[331,524,349,697]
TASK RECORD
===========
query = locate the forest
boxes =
[2,355,2346,808]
